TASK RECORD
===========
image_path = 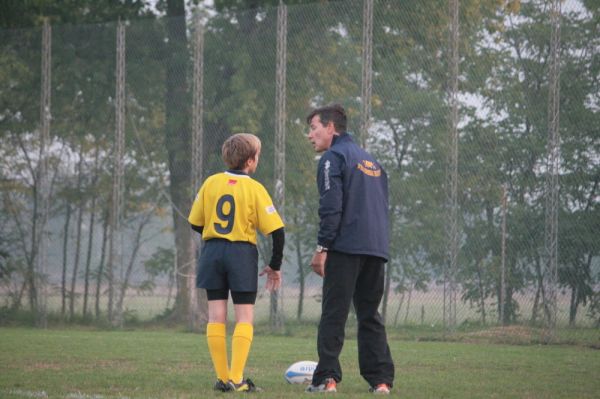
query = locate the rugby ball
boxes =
[284,360,318,384]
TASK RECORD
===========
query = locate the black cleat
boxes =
[214,379,232,392]
[227,378,262,392]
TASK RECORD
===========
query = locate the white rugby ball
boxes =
[284,360,318,384]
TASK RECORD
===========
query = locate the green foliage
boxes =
[144,246,175,277]
[0,0,153,29]
[0,0,597,329]
[140,246,175,296]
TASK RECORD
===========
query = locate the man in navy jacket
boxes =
[305,104,395,394]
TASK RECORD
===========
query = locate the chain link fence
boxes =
[1,0,598,338]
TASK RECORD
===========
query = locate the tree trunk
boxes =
[14,132,39,313]
[69,152,85,319]
[61,202,71,317]
[27,185,38,313]
[166,255,175,309]
[499,256,516,325]
[165,0,192,325]
[531,257,542,323]
[295,232,305,321]
[95,207,109,319]
[83,197,96,318]
[403,288,412,324]
[292,213,307,321]
[569,285,578,327]
[382,259,393,323]
[504,286,514,325]
[83,145,100,318]
[115,211,152,326]
[475,258,486,325]
[12,280,27,311]
[392,275,406,327]
[393,291,405,327]
[190,231,208,329]
[258,236,283,331]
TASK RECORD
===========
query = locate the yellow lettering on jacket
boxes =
[357,161,381,177]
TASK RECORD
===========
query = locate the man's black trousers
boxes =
[312,251,395,388]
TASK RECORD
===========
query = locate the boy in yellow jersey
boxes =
[188,133,285,392]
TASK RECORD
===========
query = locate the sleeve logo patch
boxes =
[266,205,276,214]
[324,160,331,190]
[357,160,381,177]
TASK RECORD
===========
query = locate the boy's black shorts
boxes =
[197,239,258,301]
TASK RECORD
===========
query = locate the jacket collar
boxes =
[331,132,352,146]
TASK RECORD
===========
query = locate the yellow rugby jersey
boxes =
[188,171,284,244]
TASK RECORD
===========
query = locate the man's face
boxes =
[307,115,335,153]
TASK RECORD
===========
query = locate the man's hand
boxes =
[259,266,281,291]
[310,251,328,277]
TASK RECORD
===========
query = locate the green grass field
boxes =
[1,327,599,399]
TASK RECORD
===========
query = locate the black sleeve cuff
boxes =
[190,224,203,235]
[318,240,332,248]
[268,227,285,271]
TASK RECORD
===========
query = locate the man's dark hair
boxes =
[306,104,347,133]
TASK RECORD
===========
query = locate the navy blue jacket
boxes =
[316,133,389,261]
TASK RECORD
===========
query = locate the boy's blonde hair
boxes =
[222,133,262,170]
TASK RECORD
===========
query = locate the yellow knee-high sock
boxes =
[229,322,253,384]
[206,323,229,382]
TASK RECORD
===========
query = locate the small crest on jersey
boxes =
[266,205,276,214]
[228,179,238,185]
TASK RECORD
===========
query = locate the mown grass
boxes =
[1,326,599,399]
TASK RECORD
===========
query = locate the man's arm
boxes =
[312,152,343,277]
[316,152,343,248]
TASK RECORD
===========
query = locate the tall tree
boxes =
[158,0,195,324]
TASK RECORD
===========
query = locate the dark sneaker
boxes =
[227,378,262,392]
[305,378,337,393]
[369,383,391,395]
[213,379,232,392]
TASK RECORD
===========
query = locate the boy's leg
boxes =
[230,294,256,384]
[223,243,258,386]
[207,296,229,384]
